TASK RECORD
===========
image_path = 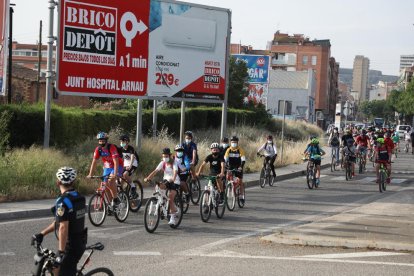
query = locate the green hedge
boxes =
[0,104,266,148]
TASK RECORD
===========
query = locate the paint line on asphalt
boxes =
[298,251,410,259]
[0,216,51,225]
[0,252,15,256]
[392,179,407,184]
[330,176,346,181]
[360,177,377,183]
[114,251,161,256]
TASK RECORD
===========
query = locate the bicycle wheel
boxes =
[313,167,319,188]
[88,193,107,227]
[405,143,409,153]
[379,170,386,193]
[200,190,212,222]
[358,158,363,174]
[181,190,189,214]
[189,178,201,205]
[215,192,225,219]
[83,267,114,276]
[144,197,160,233]
[237,186,245,208]
[114,191,130,223]
[269,171,276,187]
[306,168,314,189]
[129,180,143,213]
[259,167,266,188]
[225,182,236,211]
[331,156,335,172]
[169,191,183,229]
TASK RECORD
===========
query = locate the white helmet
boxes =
[56,167,77,185]
[210,142,220,149]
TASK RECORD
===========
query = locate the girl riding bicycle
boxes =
[304,138,325,185]
[257,135,277,178]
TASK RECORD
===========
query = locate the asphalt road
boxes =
[1,149,413,275]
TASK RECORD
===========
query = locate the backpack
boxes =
[330,135,339,147]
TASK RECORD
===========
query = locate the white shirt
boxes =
[258,142,277,157]
[156,160,180,185]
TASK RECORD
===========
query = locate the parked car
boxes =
[396,125,411,138]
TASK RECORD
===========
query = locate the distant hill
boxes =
[339,68,398,88]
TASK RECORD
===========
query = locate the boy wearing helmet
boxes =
[32,167,87,276]
[374,138,391,183]
[182,131,198,179]
[144,148,181,225]
[196,143,225,203]
[119,135,139,195]
[343,138,357,177]
[257,135,278,178]
[174,144,191,203]
[304,138,326,185]
[224,136,246,204]
[87,132,123,207]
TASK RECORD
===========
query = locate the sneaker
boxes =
[168,214,176,225]
[239,198,245,205]
[386,177,391,184]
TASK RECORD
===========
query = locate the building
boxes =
[368,81,399,101]
[399,65,414,90]
[267,70,316,123]
[400,54,414,71]
[11,41,55,72]
[352,55,370,102]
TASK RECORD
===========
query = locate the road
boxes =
[1,150,413,275]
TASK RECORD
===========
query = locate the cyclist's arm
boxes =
[220,161,225,176]
[88,158,98,177]
[172,163,179,182]
[196,161,207,175]
[40,221,55,236]
[224,148,230,163]
[58,221,69,252]
[113,157,119,177]
[240,148,246,169]
[257,143,265,153]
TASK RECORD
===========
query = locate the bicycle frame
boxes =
[149,183,170,219]
[203,177,219,207]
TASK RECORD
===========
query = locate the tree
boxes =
[228,56,249,108]
[359,100,394,123]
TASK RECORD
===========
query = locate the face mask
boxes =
[163,157,170,163]
[222,143,228,148]
[185,139,191,144]
[176,152,183,158]
[231,143,237,148]
[267,140,272,144]
[120,142,126,147]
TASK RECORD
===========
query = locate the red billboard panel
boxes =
[0,0,9,96]
[57,0,150,97]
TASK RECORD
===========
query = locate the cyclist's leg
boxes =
[334,146,340,164]
[58,243,85,276]
[167,183,178,214]
[375,162,380,181]
[269,156,276,177]
[315,164,321,179]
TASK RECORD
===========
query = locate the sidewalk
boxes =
[0,154,330,221]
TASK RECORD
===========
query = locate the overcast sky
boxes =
[11,0,414,75]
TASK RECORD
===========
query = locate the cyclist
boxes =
[257,135,278,178]
[174,144,191,203]
[391,130,400,153]
[182,130,198,179]
[343,139,357,177]
[196,143,225,204]
[384,132,395,160]
[144,148,180,225]
[32,167,87,276]
[87,132,123,207]
[219,137,230,159]
[374,138,391,184]
[340,129,354,168]
[405,127,414,154]
[304,138,326,186]
[328,127,341,165]
[354,129,370,170]
[224,136,246,204]
[119,134,139,195]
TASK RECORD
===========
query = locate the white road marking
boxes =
[360,177,377,183]
[114,251,161,256]
[331,176,346,181]
[298,251,410,259]
[0,217,51,225]
[391,179,407,184]
[0,252,15,256]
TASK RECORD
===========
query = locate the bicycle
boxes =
[87,175,130,227]
[378,162,389,193]
[225,169,245,211]
[344,155,353,181]
[357,149,367,174]
[404,140,410,153]
[116,177,143,213]
[187,174,201,205]
[199,175,226,222]
[143,180,183,233]
[258,154,276,188]
[31,240,113,276]
[330,147,339,172]
[303,158,318,189]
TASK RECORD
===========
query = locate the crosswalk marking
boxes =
[392,178,407,184]
[317,176,408,184]
[299,251,409,259]
[360,177,377,183]
[330,176,346,181]
[114,251,161,256]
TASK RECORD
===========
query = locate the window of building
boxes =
[311,55,317,65]
[302,55,308,65]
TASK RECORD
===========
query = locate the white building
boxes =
[267,70,316,123]
[400,55,414,71]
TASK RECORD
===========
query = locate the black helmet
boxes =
[119,134,130,142]
[267,135,273,140]
[222,137,229,143]
[230,136,239,142]
[184,131,193,138]
[162,148,171,155]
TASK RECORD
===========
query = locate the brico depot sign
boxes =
[57,0,230,102]
[57,0,150,97]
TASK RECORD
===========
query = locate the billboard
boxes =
[57,0,230,102]
[245,83,267,105]
[232,54,270,83]
[0,0,9,96]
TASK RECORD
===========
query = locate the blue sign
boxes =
[233,54,270,83]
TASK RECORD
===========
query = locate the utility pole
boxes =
[7,4,14,104]
[36,20,42,102]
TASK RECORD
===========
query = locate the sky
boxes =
[10,0,414,76]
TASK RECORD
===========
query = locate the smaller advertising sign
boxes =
[233,54,270,83]
[0,0,9,96]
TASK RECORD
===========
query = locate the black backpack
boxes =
[330,135,340,147]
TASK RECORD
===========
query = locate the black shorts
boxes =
[165,181,180,191]
[229,168,243,179]
[345,156,356,163]
[123,166,137,176]
[179,172,189,182]
[311,159,321,166]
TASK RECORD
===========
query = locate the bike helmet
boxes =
[230,136,239,142]
[267,135,273,140]
[119,134,130,142]
[377,138,385,144]
[56,167,77,185]
[210,142,220,149]
[96,132,108,140]
[162,147,171,155]
[174,144,184,151]
[184,131,193,138]
[222,137,229,143]
[311,138,319,144]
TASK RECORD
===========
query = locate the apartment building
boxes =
[352,55,370,102]
[400,54,414,71]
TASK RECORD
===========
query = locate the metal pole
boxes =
[7,6,13,104]
[220,10,232,141]
[180,101,185,144]
[135,99,143,151]
[36,20,42,102]
[43,0,55,148]
[152,100,157,138]
[281,100,286,163]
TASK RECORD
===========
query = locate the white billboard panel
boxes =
[0,0,9,96]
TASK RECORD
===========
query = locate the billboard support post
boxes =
[152,100,157,138]
[7,5,13,104]
[220,10,231,141]
[43,0,55,148]
[136,99,143,151]
[180,101,185,144]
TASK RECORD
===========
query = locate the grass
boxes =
[0,121,322,202]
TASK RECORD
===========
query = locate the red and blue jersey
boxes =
[93,144,123,168]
